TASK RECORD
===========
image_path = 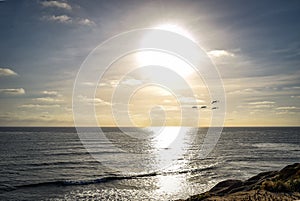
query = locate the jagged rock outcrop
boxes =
[182,163,300,201]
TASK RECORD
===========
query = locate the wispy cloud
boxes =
[283,86,300,90]
[121,78,143,86]
[249,101,275,105]
[178,96,205,104]
[0,112,72,125]
[32,91,64,103]
[251,104,274,109]
[81,82,96,86]
[151,105,180,112]
[19,104,60,108]
[34,97,63,103]
[40,1,72,10]
[238,101,276,110]
[208,50,235,57]
[98,80,119,87]
[41,15,95,26]
[276,106,298,110]
[276,111,296,115]
[0,88,25,95]
[0,68,18,77]
[228,88,257,95]
[42,15,72,24]
[40,1,95,26]
[226,71,300,96]
[42,90,59,96]
[78,18,95,26]
[78,95,111,106]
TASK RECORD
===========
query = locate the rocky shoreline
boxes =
[181,163,300,201]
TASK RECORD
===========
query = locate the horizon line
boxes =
[0,125,299,128]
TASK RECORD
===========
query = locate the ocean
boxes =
[0,127,299,200]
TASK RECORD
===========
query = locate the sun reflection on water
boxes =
[146,127,194,197]
[155,174,186,197]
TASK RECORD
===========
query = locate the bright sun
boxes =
[135,24,195,77]
[135,51,193,77]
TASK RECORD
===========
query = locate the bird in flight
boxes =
[192,105,208,109]
[211,100,219,104]
[192,100,220,110]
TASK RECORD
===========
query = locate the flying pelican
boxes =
[211,100,219,104]
[192,105,208,109]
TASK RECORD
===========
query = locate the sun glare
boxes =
[154,24,195,42]
[135,24,196,78]
[135,50,194,77]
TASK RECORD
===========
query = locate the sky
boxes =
[0,0,299,127]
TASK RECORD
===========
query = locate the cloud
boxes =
[0,88,25,95]
[41,15,95,26]
[251,104,274,108]
[121,78,143,86]
[42,15,72,23]
[82,82,96,86]
[98,80,119,87]
[78,95,111,106]
[34,97,63,103]
[0,112,72,125]
[19,104,60,108]
[151,105,180,112]
[208,50,235,57]
[178,96,205,104]
[0,68,18,77]
[42,90,59,96]
[40,1,95,26]
[225,72,300,98]
[78,18,95,26]
[40,1,72,10]
[249,109,264,115]
[276,111,296,115]
[283,86,300,90]
[249,101,275,105]
[228,88,257,95]
[239,101,276,110]
[34,91,63,103]
[276,106,298,110]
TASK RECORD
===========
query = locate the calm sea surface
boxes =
[0,127,299,200]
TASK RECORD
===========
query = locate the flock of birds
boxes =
[192,100,219,110]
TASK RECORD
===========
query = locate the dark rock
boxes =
[182,163,300,201]
[278,163,300,181]
[209,179,243,195]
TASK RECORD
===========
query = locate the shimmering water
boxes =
[0,127,299,200]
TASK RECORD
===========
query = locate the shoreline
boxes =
[180,163,300,201]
